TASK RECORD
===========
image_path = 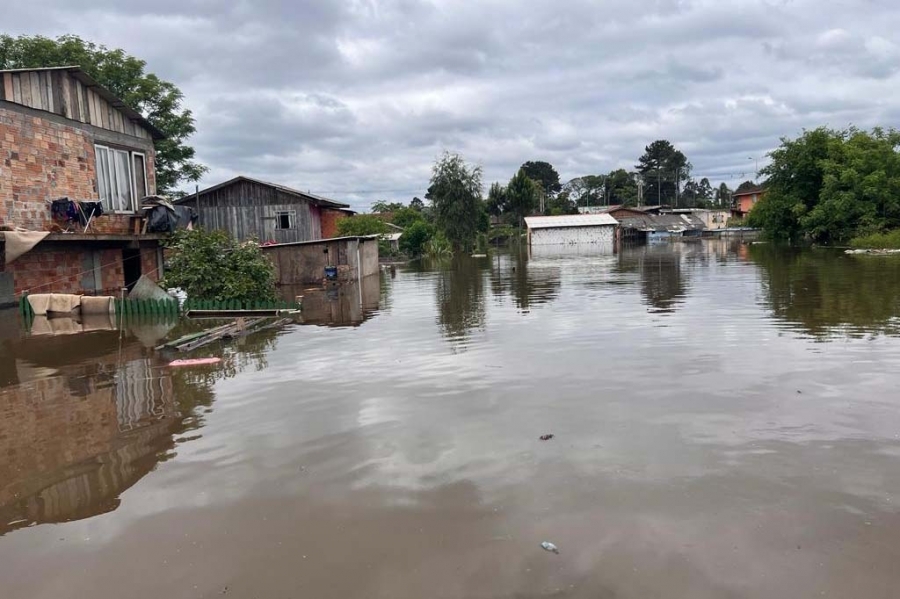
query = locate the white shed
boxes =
[524,214,619,247]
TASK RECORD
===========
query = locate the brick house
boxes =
[0,66,166,305]
[731,185,766,219]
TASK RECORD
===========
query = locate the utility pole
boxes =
[657,164,661,206]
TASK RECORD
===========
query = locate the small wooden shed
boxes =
[175,176,353,244]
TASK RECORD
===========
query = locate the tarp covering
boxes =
[27,293,82,316]
[2,229,49,264]
[128,275,174,302]
[81,296,116,315]
[142,196,197,233]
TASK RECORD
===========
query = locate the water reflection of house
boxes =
[616,245,689,313]
[279,275,381,327]
[0,331,178,535]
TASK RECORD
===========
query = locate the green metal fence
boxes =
[17,294,300,321]
[181,298,300,312]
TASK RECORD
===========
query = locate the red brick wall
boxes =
[0,107,155,234]
[7,245,126,295]
[139,244,160,281]
[321,208,349,238]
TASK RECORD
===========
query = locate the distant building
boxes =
[731,186,765,219]
[615,212,707,243]
[524,214,618,248]
[661,208,730,230]
[175,176,354,244]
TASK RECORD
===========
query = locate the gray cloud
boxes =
[5,0,900,210]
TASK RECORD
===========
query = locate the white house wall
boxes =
[529,225,615,247]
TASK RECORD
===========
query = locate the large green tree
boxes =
[0,34,205,193]
[486,182,507,218]
[563,175,605,207]
[735,180,759,193]
[506,169,539,227]
[681,177,714,208]
[520,161,562,197]
[749,127,900,243]
[426,152,484,251]
[604,169,640,206]
[636,140,690,206]
[715,182,732,207]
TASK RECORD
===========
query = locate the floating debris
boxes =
[539,434,554,441]
[169,357,222,367]
[541,541,560,554]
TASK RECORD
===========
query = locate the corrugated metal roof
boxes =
[525,214,618,229]
[617,212,706,233]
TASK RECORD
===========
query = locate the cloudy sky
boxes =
[6,0,900,210]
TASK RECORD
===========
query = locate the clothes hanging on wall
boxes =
[50,198,105,227]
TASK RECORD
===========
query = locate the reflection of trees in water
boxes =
[490,249,561,312]
[750,246,900,338]
[0,324,281,536]
[616,246,689,313]
[435,256,489,342]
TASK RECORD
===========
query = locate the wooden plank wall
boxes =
[0,70,150,140]
[200,180,322,244]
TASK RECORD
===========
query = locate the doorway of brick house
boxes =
[122,248,142,292]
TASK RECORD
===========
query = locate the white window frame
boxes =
[275,210,295,230]
[95,144,149,214]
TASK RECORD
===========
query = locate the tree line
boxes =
[748,127,900,245]
[360,140,753,256]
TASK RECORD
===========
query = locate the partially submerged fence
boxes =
[18,295,299,319]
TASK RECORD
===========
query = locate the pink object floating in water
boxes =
[169,357,222,367]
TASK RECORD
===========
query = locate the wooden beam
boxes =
[28,72,41,108]
[1,73,11,101]
[11,74,21,103]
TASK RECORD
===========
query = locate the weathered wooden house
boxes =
[175,176,354,243]
[0,66,166,306]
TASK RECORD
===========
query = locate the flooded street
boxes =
[2,239,900,599]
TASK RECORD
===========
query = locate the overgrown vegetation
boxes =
[849,230,900,249]
[400,221,435,257]
[423,232,453,259]
[336,214,389,237]
[748,127,900,244]
[163,229,276,303]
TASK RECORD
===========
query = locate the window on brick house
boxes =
[95,145,149,212]
[276,211,295,229]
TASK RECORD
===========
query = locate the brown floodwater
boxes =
[1,239,900,599]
